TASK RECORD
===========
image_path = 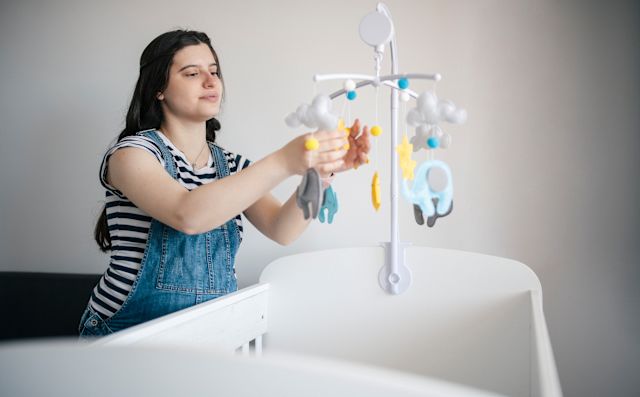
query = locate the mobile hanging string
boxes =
[370,46,384,212]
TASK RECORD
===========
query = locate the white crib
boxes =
[0,246,562,396]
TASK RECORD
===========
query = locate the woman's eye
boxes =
[211,71,219,77]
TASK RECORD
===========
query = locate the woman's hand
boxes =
[277,129,349,177]
[317,119,371,188]
[320,172,335,189]
[336,119,371,172]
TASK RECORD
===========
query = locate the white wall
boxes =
[0,0,638,395]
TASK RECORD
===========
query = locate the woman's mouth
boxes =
[200,94,219,102]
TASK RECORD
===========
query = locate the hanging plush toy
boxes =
[406,91,466,153]
[296,168,323,220]
[319,186,339,224]
[401,160,453,227]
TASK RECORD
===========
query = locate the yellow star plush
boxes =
[396,134,416,180]
[337,119,347,132]
[337,119,350,150]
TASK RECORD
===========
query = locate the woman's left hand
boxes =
[318,119,371,188]
[335,118,371,172]
[320,172,335,189]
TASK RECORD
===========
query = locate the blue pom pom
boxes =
[398,78,409,90]
[427,137,439,149]
[346,90,357,101]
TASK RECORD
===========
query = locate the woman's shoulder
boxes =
[99,130,165,198]
[109,130,164,158]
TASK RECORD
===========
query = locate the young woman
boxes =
[78,30,370,337]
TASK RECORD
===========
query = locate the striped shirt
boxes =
[89,130,251,319]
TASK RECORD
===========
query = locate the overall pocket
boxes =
[156,225,231,294]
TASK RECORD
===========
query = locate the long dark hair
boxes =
[94,30,224,252]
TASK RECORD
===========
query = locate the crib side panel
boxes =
[96,284,269,351]
[0,341,507,397]
[530,291,563,396]
[259,246,544,396]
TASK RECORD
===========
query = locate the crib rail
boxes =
[94,283,269,355]
[530,290,562,397]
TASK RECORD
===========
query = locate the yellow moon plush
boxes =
[371,171,381,211]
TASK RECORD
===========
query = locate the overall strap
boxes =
[209,142,230,179]
[142,130,178,179]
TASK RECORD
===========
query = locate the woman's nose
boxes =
[204,73,217,88]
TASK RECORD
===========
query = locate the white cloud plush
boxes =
[406,91,467,127]
[410,124,431,152]
[285,94,339,132]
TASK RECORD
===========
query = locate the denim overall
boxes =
[79,130,240,337]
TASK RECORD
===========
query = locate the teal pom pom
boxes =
[347,90,357,101]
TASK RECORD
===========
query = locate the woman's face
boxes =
[159,43,223,123]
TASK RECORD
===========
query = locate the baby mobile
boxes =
[285,3,467,294]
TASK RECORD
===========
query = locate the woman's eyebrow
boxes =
[177,63,218,72]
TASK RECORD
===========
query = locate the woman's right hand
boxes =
[278,129,349,176]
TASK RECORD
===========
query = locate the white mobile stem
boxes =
[313,3,440,294]
[383,3,407,295]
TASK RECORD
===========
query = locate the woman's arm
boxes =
[107,130,348,235]
[242,120,369,246]
[243,191,310,246]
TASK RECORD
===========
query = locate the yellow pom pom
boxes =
[371,125,382,137]
[342,143,350,150]
[305,137,319,151]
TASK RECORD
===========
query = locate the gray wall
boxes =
[1,0,638,395]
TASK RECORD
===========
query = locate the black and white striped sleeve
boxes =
[224,149,251,175]
[99,135,164,198]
